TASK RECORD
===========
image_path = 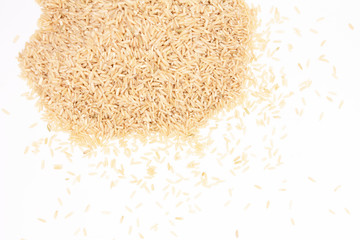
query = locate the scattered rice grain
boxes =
[345,208,351,215]
[1,108,10,115]
[338,100,344,109]
[308,177,316,183]
[291,218,295,226]
[29,123,38,128]
[254,185,262,190]
[334,185,342,192]
[309,28,318,34]
[244,203,251,210]
[65,212,74,219]
[13,35,20,43]
[37,218,46,223]
[24,146,29,154]
[54,164,63,170]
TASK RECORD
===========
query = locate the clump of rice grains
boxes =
[18,0,258,147]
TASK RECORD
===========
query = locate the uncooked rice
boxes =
[13,35,20,43]
[1,108,10,115]
[18,0,258,145]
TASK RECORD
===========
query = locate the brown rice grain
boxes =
[244,203,251,210]
[338,100,344,109]
[291,218,295,226]
[13,35,20,43]
[65,212,74,219]
[53,164,63,170]
[345,208,351,215]
[334,185,342,192]
[308,177,316,183]
[37,218,46,223]
[29,123,38,128]
[254,185,262,190]
[1,108,10,115]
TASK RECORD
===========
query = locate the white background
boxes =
[1,0,360,240]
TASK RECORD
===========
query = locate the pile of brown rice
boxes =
[19,0,257,144]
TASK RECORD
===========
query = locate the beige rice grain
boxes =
[1,108,10,115]
[73,228,80,236]
[334,185,342,192]
[254,185,262,190]
[308,177,316,183]
[294,28,302,37]
[37,218,46,223]
[65,212,74,219]
[24,146,29,154]
[309,28,318,34]
[13,35,20,43]
[84,204,90,212]
[345,208,351,215]
[326,96,333,102]
[338,100,344,109]
[318,55,329,63]
[298,63,303,70]
[53,164,63,170]
[125,206,133,213]
[291,218,295,226]
[29,123,38,128]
